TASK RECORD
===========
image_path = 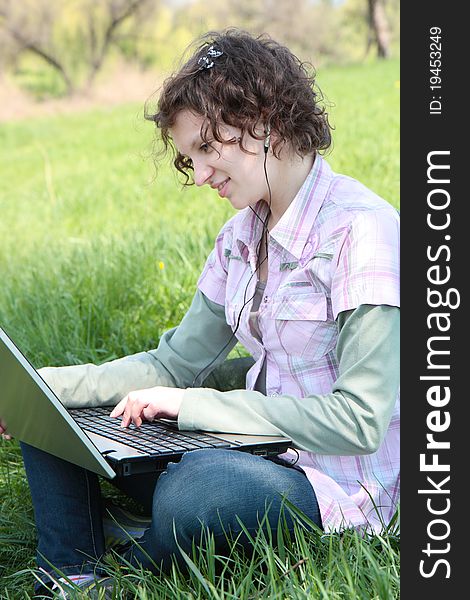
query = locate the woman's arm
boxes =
[39,289,236,408]
[178,304,400,456]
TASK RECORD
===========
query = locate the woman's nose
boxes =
[193,161,214,187]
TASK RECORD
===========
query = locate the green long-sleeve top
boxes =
[39,289,399,456]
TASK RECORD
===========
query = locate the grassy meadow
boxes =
[0,58,400,598]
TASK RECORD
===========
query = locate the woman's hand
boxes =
[110,386,185,428]
[0,417,12,441]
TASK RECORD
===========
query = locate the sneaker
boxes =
[51,576,117,599]
[33,574,118,599]
[103,502,151,549]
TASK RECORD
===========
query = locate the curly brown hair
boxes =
[145,28,332,184]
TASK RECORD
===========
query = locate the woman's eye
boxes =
[199,142,211,153]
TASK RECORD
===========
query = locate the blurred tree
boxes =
[167,0,399,67]
[341,0,398,60]
[0,0,158,94]
[0,24,20,80]
[0,0,400,98]
[367,0,390,58]
[0,0,75,91]
[174,0,344,66]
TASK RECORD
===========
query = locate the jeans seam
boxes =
[85,470,98,558]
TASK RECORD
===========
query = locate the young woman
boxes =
[3,28,399,597]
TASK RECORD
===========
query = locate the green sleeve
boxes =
[39,289,235,408]
[178,304,400,456]
[146,289,236,389]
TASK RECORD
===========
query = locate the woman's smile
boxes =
[216,177,230,197]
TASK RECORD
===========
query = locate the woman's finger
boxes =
[127,400,143,427]
[109,397,127,418]
[142,404,159,421]
[120,402,133,427]
[120,395,141,428]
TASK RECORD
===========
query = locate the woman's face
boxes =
[170,110,271,211]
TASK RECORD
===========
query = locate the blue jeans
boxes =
[20,442,322,591]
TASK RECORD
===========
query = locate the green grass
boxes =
[0,58,400,598]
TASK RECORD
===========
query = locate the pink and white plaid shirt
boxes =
[197,156,400,532]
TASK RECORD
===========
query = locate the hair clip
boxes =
[197,45,224,70]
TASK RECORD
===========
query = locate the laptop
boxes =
[0,327,291,478]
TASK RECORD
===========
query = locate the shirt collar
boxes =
[235,155,333,260]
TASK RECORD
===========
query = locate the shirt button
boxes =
[269,392,280,397]
[264,296,268,302]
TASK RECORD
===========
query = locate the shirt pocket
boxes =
[272,291,337,360]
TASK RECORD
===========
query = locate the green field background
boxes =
[0,59,399,366]
[0,58,400,598]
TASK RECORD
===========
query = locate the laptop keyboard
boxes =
[69,407,230,455]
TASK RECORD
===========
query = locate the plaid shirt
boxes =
[197,156,400,532]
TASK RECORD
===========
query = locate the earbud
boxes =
[264,124,271,153]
